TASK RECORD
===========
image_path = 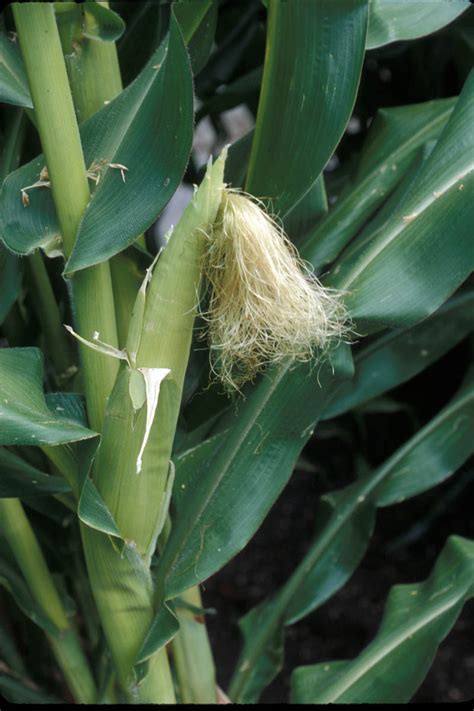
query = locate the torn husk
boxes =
[201,189,349,389]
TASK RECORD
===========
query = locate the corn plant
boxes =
[0,0,473,705]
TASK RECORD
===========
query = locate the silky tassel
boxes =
[201,189,349,389]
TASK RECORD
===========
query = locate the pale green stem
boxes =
[59,0,146,346]
[81,529,175,703]
[11,5,123,704]
[0,498,96,703]
[13,1,118,432]
[12,4,88,257]
[109,252,144,348]
[61,11,123,123]
[53,4,175,701]
[172,587,217,703]
[71,267,119,430]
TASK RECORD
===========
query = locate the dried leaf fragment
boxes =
[108,163,129,183]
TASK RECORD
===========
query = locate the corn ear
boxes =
[81,152,226,698]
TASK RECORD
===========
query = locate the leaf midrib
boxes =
[313,103,454,239]
[162,360,292,592]
[339,137,474,288]
[69,39,170,266]
[318,584,468,702]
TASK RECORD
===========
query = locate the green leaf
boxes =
[348,140,436,251]
[45,392,89,428]
[115,1,169,87]
[0,15,194,273]
[0,447,70,498]
[332,72,474,330]
[0,246,21,325]
[196,66,262,122]
[302,97,455,268]
[174,0,216,74]
[43,394,125,539]
[245,0,368,217]
[0,348,97,446]
[83,1,126,42]
[283,499,376,626]
[374,372,474,506]
[68,13,193,272]
[344,174,474,330]
[324,289,474,419]
[232,596,285,704]
[367,0,470,50]
[287,370,474,621]
[135,602,180,669]
[0,671,60,704]
[225,129,254,188]
[291,535,474,703]
[0,361,118,537]
[0,558,60,637]
[158,344,354,599]
[55,1,126,45]
[116,0,212,84]
[284,176,328,247]
[78,477,123,539]
[0,31,32,108]
[230,372,474,702]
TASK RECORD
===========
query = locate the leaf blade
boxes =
[367,0,470,50]
[159,345,354,599]
[245,0,368,217]
[331,72,474,330]
[0,348,97,446]
[230,370,474,702]
[0,15,194,273]
[302,97,455,268]
[324,289,474,419]
[0,31,32,108]
[291,536,474,703]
